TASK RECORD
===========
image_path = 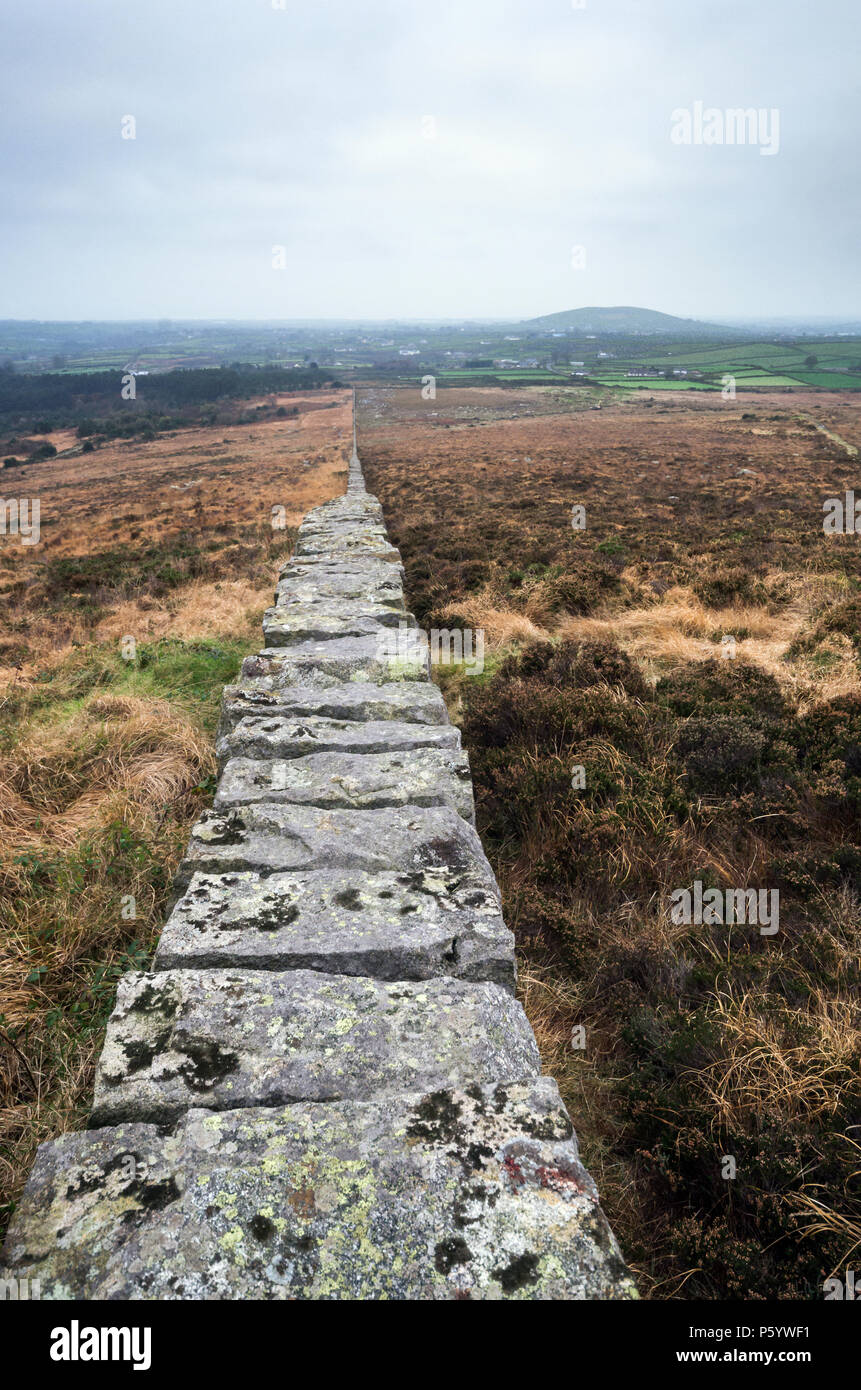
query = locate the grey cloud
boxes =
[0,0,857,318]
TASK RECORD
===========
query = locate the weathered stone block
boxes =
[261,604,411,645]
[154,868,513,986]
[237,634,430,687]
[281,549,402,571]
[177,803,497,887]
[298,519,387,540]
[301,510,383,532]
[303,495,382,514]
[294,533,400,562]
[2,1081,637,1299]
[217,714,460,766]
[89,970,540,1124]
[274,574,405,609]
[278,557,405,590]
[215,749,474,821]
[309,493,383,518]
[217,680,449,738]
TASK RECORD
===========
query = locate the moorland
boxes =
[360,382,861,1299]
[2,335,860,1300]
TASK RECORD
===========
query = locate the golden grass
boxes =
[434,593,548,647]
[94,578,267,647]
[0,695,213,847]
[438,570,861,711]
[788,1132,861,1276]
[701,989,860,1126]
[0,390,352,684]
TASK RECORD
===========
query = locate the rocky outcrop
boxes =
[1,435,637,1300]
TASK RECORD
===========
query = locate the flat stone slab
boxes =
[261,604,410,646]
[297,520,387,541]
[294,532,391,556]
[217,680,449,737]
[154,868,513,987]
[302,499,384,518]
[217,714,461,766]
[2,1080,636,1300]
[309,494,384,518]
[301,511,383,533]
[274,574,405,610]
[294,534,400,562]
[215,749,474,821]
[280,558,405,589]
[177,804,497,888]
[280,553,406,581]
[238,635,430,687]
[90,970,539,1125]
[307,507,384,527]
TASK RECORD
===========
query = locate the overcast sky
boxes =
[1,0,857,321]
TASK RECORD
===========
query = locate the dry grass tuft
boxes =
[0,695,213,850]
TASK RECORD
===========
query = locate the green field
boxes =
[5,322,861,397]
[592,375,719,391]
[587,338,861,394]
[789,370,861,389]
[433,369,565,384]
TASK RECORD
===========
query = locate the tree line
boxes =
[0,363,341,431]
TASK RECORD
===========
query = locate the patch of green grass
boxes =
[4,637,247,736]
[123,639,247,724]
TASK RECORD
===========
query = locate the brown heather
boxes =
[361,384,861,1300]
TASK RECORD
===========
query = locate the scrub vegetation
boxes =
[361,384,861,1299]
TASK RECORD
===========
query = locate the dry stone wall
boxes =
[2,437,636,1300]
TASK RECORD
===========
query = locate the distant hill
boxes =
[521,306,739,336]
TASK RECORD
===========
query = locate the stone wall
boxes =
[1,436,636,1300]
